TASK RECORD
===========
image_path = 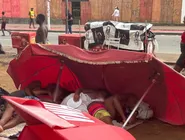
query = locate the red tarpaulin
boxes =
[7,45,81,92]
[18,44,185,126]
[3,96,135,140]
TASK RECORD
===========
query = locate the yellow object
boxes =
[94,109,111,119]
[29,11,35,19]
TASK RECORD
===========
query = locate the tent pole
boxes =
[79,19,81,48]
[53,66,63,103]
[122,73,160,128]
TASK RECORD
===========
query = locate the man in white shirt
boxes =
[112,7,120,21]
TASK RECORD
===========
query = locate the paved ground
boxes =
[0,33,181,63]
[4,24,185,34]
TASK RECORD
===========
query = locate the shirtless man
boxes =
[104,94,138,124]
[35,14,48,44]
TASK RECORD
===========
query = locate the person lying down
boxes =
[61,89,153,125]
[0,82,68,132]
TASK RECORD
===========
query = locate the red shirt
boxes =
[181,31,185,44]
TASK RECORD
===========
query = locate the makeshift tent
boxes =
[18,44,185,126]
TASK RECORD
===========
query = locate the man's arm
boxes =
[112,95,127,122]
[73,88,82,102]
[32,89,51,96]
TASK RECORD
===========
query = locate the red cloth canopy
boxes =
[7,45,81,92]
[19,44,185,126]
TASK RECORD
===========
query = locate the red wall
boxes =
[0,0,183,24]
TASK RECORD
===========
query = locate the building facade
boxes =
[0,0,184,24]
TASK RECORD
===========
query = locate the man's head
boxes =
[36,14,45,24]
[31,8,34,11]
[2,11,5,15]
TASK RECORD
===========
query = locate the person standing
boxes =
[112,7,120,21]
[35,14,48,44]
[28,8,36,28]
[174,16,185,73]
[67,10,73,34]
[1,12,11,36]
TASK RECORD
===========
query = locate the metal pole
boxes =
[122,73,160,128]
[145,20,148,53]
[65,0,69,34]
[53,66,63,103]
[47,0,51,30]
[79,19,81,48]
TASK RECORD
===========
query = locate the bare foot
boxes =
[0,125,4,132]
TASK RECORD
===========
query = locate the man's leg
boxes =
[29,19,32,28]
[4,23,11,35]
[174,65,183,73]
[174,53,185,73]
[68,25,72,34]
[3,115,24,130]
[100,116,113,125]
[2,28,5,36]
[1,23,5,36]
[0,104,15,132]
[32,19,35,28]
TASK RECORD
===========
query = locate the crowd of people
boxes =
[0,81,153,132]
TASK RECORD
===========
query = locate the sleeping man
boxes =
[62,89,153,125]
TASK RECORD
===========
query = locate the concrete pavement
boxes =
[1,45,180,65]
[1,24,184,64]
[5,24,185,35]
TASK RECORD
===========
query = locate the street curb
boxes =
[154,32,182,35]
[9,29,182,35]
[9,29,84,33]
[163,62,175,65]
